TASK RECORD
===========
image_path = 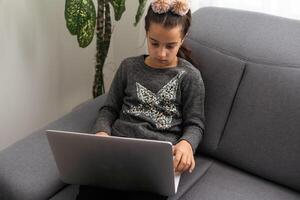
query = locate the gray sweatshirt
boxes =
[92,55,205,153]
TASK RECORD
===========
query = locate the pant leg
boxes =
[76,185,168,200]
[76,185,129,200]
[128,191,168,200]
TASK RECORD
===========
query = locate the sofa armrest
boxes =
[0,95,106,200]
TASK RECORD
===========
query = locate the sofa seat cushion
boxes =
[49,185,79,200]
[168,156,214,200]
[178,158,300,200]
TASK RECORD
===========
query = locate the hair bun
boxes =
[151,0,172,14]
[171,0,190,16]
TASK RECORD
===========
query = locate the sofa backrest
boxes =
[187,7,300,192]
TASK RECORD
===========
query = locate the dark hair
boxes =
[144,6,194,64]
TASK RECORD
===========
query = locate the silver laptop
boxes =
[46,130,181,196]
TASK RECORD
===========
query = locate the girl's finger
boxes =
[173,150,182,171]
[189,156,195,173]
[184,155,192,172]
[177,154,188,172]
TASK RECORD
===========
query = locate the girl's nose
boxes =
[158,47,167,57]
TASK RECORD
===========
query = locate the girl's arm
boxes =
[92,62,127,135]
[179,69,205,153]
[173,69,205,173]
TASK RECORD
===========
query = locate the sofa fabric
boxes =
[189,7,300,66]
[0,132,64,200]
[184,39,246,155]
[179,159,300,200]
[186,7,300,192]
[218,63,300,191]
[0,95,106,200]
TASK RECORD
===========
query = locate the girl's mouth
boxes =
[157,59,168,63]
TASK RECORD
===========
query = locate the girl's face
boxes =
[146,22,184,68]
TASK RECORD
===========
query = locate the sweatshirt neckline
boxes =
[140,55,182,72]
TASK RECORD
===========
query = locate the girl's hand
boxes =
[173,140,195,173]
[95,132,110,137]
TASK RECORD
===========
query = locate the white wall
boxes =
[104,1,148,89]
[0,0,147,151]
[0,1,106,150]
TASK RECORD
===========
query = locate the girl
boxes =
[76,0,205,199]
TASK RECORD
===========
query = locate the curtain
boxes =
[190,0,300,20]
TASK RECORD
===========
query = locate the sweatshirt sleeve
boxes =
[177,69,205,153]
[91,62,126,135]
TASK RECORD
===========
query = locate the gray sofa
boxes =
[1,7,300,200]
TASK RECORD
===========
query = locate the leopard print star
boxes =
[125,71,185,129]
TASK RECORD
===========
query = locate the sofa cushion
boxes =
[217,63,300,192]
[0,95,106,200]
[191,7,300,67]
[0,132,65,200]
[184,38,245,155]
[169,156,213,200]
[179,158,300,200]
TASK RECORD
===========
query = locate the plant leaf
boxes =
[134,0,147,26]
[65,0,96,47]
[65,0,82,35]
[77,0,96,47]
[110,0,126,21]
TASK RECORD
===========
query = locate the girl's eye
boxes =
[151,43,159,47]
[166,45,175,49]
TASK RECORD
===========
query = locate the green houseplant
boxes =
[65,0,147,98]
